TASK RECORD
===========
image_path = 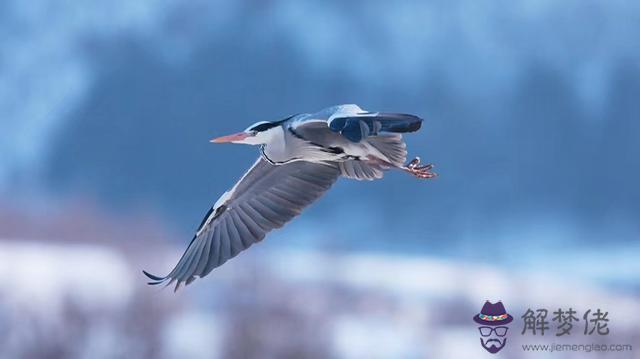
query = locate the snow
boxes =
[0,239,636,357]
[0,240,133,313]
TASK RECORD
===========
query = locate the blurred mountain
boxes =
[1,0,639,252]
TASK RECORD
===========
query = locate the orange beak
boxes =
[210,132,251,143]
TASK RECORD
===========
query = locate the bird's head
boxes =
[210,121,283,145]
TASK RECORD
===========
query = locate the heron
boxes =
[144,104,436,290]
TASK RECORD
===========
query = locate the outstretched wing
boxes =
[293,104,422,143]
[144,158,340,291]
[328,112,422,142]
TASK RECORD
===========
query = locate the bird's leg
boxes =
[365,155,437,179]
[402,157,437,179]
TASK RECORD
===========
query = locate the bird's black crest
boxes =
[248,122,281,132]
[248,114,298,132]
[247,114,298,132]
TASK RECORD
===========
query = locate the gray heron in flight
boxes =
[144,104,436,290]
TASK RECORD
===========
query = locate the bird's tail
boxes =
[367,133,407,167]
[339,134,408,180]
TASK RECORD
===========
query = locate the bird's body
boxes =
[144,104,435,290]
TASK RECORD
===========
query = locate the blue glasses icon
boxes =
[478,326,509,337]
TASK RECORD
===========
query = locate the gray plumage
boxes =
[144,104,435,290]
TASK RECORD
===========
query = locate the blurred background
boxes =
[1,0,639,358]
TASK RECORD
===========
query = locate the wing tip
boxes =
[142,270,169,286]
[142,270,197,292]
[328,113,423,141]
[380,113,423,132]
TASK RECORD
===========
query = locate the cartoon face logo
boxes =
[473,301,513,354]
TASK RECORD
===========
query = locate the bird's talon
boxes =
[407,157,421,169]
[403,160,436,179]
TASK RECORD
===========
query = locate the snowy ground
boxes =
[0,239,637,358]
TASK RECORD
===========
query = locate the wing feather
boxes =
[195,230,213,277]
[144,158,340,289]
[230,210,254,248]
[218,219,232,268]
[178,236,205,282]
